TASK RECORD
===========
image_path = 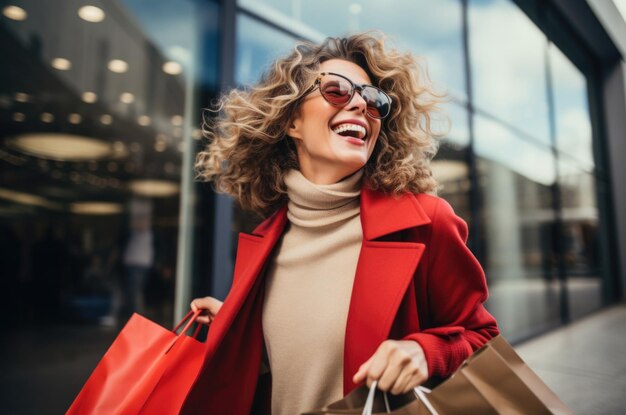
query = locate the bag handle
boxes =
[172,309,203,339]
[361,380,439,415]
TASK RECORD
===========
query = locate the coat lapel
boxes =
[343,185,431,393]
[203,206,288,359]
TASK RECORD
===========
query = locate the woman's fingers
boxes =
[374,342,404,391]
[190,296,223,314]
[353,340,429,394]
[353,356,373,384]
[195,315,213,325]
[190,296,223,325]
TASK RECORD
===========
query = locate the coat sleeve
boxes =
[401,198,499,378]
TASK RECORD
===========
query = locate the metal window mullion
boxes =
[461,0,483,264]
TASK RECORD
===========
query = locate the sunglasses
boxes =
[311,72,392,119]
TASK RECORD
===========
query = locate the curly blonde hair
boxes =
[196,31,449,216]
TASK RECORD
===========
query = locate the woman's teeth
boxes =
[331,123,367,140]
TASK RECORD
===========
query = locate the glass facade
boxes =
[0,0,220,326]
[0,0,619,412]
[1,2,219,411]
[232,0,612,339]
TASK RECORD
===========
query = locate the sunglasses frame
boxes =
[311,72,392,119]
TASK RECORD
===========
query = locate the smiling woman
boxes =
[197,33,446,215]
[189,32,499,415]
[287,60,384,184]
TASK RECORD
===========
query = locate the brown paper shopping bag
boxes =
[427,336,573,414]
[303,335,573,415]
[302,381,435,415]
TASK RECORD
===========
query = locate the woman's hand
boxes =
[352,340,429,395]
[190,296,223,325]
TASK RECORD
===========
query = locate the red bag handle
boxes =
[172,309,203,339]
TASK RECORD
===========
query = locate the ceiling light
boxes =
[111,141,128,158]
[8,133,114,161]
[100,114,113,125]
[108,59,128,73]
[41,112,54,123]
[113,141,125,152]
[78,5,105,22]
[162,61,182,75]
[14,92,29,102]
[137,115,151,126]
[52,57,72,71]
[3,5,27,21]
[0,187,60,210]
[82,91,97,103]
[13,112,25,122]
[192,128,203,140]
[68,113,82,124]
[120,92,134,104]
[171,115,183,126]
[155,140,167,152]
[128,179,179,197]
[71,202,123,215]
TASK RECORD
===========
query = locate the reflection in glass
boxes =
[474,114,555,186]
[558,158,602,319]
[0,0,208,329]
[443,100,469,147]
[549,43,594,170]
[432,104,470,223]
[468,0,550,145]
[236,14,295,85]
[474,114,560,340]
[432,142,470,225]
[239,0,467,101]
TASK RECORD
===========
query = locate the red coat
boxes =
[181,185,499,414]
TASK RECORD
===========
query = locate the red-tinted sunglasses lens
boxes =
[319,74,390,119]
[319,77,352,105]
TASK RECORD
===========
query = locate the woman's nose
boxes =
[345,89,368,114]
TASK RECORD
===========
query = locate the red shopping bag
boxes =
[67,310,206,414]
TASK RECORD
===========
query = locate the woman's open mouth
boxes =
[331,121,368,145]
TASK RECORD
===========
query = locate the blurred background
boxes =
[0,0,625,413]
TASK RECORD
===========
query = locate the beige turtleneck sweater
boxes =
[262,169,364,415]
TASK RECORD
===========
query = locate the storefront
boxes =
[1,0,625,411]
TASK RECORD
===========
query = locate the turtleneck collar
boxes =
[284,169,363,228]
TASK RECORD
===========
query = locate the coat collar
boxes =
[251,182,431,241]
[359,182,431,240]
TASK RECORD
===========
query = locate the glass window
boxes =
[558,157,602,319]
[433,143,471,225]
[1,1,217,412]
[239,0,467,101]
[443,101,470,147]
[235,14,296,85]
[549,43,594,170]
[468,0,551,145]
[432,103,470,223]
[474,114,561,340]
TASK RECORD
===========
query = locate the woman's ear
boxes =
[287,117,302,140]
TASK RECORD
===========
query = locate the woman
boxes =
[182,32,499,415]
